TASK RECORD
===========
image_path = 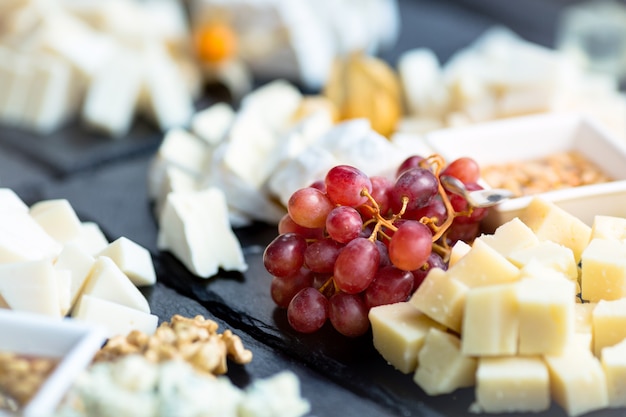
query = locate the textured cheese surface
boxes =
[601,338,626,407]
[573,302,596,333]
[581,238,626,302]
[508,240,578,281]
[414,328,476,395]
[592,298,626,357]
[590,215,626,241]
[369,302,444,374]
[477,217,539,258]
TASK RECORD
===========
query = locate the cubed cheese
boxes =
[472,356,550,413]
[369,302,445,374]
[157,128,209,178]
[414,327,476,396]
[0,260,61,317]
[508,240,578,282]
[461,283,518,356]
[97,237,156,287]
[519,197,591,262]
[0,188,28,213]
[580,238,626,302]
[448,240,470,267]
[446,238,520,288]
[72,294,158,338]
[68,221,110,255]
[0,211,62,263]
[601,338,626,407]
[590,214,626,241]
[55,268,72,316]
[516,276,575,355]
[53,242,96,309]
[191,102,235,146]
[29,199,83,244]
[574,302,596,333]
[408,268,468,333]
[592,298,626,357]
[477,217,539,258]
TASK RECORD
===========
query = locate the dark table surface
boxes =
[2,1,622,416]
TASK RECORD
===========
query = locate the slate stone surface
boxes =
[1,1,618,416]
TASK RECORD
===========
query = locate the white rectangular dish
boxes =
[0,310,106,417]
[426,112,626,232]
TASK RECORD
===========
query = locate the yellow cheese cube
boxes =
[448,240,470,267]
[601,338,626,407]
[477,217,539,258]
[508,240,578,282]
[461,283,518,356]
[472,356,550,413]
[369,302,444,374]
[581,238,626,302]
[519,197,591,262]
[413,328,476,395]
[574,302,596,333]
[446,239,520,288]
[516,277,575,355]
[592,298,626,357]
[544,344,608,416]
[591,214,626,241]
[409,268,468,333]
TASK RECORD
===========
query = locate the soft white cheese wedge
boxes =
[157,128,209,178]
[191,102,236,146]
[82,46,144,138]
[0,210,62,263]
[72,294,158,338]
[30,198,83,244]
[78,256,150,314]
[0,260,61,317]
[154,164,199,220]
[53,242,96,309]
[97,237,156,287]
[157,188,247,278]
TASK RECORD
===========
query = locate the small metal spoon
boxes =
[440,175,514,208]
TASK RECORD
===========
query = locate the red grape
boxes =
[448,182,488,224]
[271,268,315,308]
[358,175,392,218]
[329,292,370,337]
[403,196,447,225]
[364,266,414,308]
[388,220,432,271]
[390,168,438,212]
[334,237,380,294]
[288,187,334,229]
[263,233,307,277]
[442,157,480,184]
[411,252,447,289]
[278,213,324,239]
[396,155,425,177]
[287,287,329,333]
[326,206,363,243]
[304,238,343,273]
[325,165,372,207]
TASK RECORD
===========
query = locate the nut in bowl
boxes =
[426,112,626,233]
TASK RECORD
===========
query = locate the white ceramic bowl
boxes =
[0,310,106,417]
[425,112,626,232]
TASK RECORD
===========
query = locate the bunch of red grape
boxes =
[263,154,488,337]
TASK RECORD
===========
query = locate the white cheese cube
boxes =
[154,164,199,220]
[157,128,209,178]
[592,298,626,357]
[369,302,445,374]
[574,302,596,333]
[581,238,626,302]
[191,102,235,146]
[68,221,110,255]
[53,242,95,309]
[544,344,608,416]
[446,238,520,288]
[408,268,468,333]
[476,217,539,259]
[516,277,575,355]
[414,328,476,395]
[0,260,61,317]
[56,268,71,316]
[2,53,33,126]
[97,237,156,287]
[461,283,518,356]
[473,356,550,413]
[82,47,144,138]
[397,48,448,118]
[157,188,247,278]
[508,240,578,282]
[590,214,626,241]
[30,199,83,244]
[601,338,626,407]
[0,188,28,213]
[78,256,150,314]
[0,211,62,263]
[72,294,158,338]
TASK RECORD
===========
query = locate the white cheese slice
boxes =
[0,260,61,317]
[191,102,235,146]
[30,198,83,244]
[398,48,448,118]
[157,188,247,278]
[68,221,110,256]
[56,268,72,316]
[53,242,96,309]
[72,294,158,338]
[78,256,150,314]
[0,211,62,263]
[82,46,144,138]
[0,188,28,213]
[97,237,156,287]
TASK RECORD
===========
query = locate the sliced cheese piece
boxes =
[519,197,591,262]
[592,298,626,357]
[191,102,235,146]
[413,327,476,396]
[446,238,520,288]
[544,344,608,416]
[516,276,575,355]
[154,164,199,220]
[472,356,550,413]
[408,267,468,333]
[601,338,626,407]
[78,256,150,314]
[68,221,109,255]
[508,240,578,281]
[581,238,626,302]
[56,268,71,316]
[368,302,445,374]
[0,260,61,317]
[397,48,448,118]
[461,283,518,356]
[72,294,158,338]
[29,199,83,244]
[157,128,209,177]
[97,237,156,287]
[0,211,62,263]
[590,214,626,241]
[53,242,95,309]
[476,217,540,258]
[157,188,247,278]
[0,188,28,213]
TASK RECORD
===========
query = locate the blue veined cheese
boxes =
[0,259,62,317]
[97,237,156,287]
[239,370,311,417]
[30,198,83,244]
[157,188,247,278]
[77,256,150,314]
